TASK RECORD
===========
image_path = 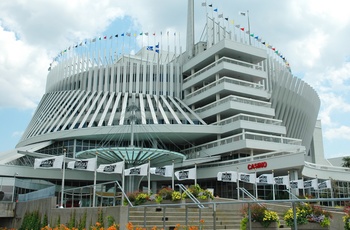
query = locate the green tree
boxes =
[342,156,350,168]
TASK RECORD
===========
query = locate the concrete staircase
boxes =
[128,206,242,229]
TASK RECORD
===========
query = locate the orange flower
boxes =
[200,219,205,224]
[126,222,134,230]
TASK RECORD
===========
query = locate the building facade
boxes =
[1,0,349,202]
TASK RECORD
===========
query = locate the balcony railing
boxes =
[194,95,271,114]
[212,113,283,126]
[184,56,265,84]
[185,77,265,100]
[182,131,302,156]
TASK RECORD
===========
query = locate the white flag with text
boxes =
[175,167,196,180]
[97,161,124,174]
[34,155,64,169]
[67,158,97,171]
[274,176,290,189]
[290,179,304,189]
[318,180,331,190]
[256,174,274,184]
[239,173,256,184]
[150,165,173,177]
[217,171,237,182]
[124,163,149,176]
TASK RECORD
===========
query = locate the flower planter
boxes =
[292,222,329,230]
[247,221,279,229]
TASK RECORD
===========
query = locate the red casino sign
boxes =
[247,161,267,170]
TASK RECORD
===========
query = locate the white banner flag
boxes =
[318,180,331,190]
[239,173,256,184]
[97,161,124,174]
[67,158,97,171]
[274,176,290,189]
[304,179,318,189]
[124,163,149,176]
[175,167,196,180]
[256,174,274,184]
[217,171,237,182]
[150,165,173,177]
[290,179,304,189]
[34,155,64,169]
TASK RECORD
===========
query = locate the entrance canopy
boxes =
[75,146,185,166]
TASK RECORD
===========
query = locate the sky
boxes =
[0,0,350,159]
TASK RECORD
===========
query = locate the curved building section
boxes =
[3,2,338,200]
[269,59,320,153]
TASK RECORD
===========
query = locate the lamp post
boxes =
[12,172,18,202]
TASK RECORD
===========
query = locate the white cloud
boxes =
[324,126,350,141]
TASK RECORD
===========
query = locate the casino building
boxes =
[1,0,350,202]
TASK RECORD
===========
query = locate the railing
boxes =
[239,187,264,207]
[183,56,265,84]
[212,113,283,126]
[126,197,350,230]
[283,189,303,203]
[177,184,205,209]
[182,131,302,156]
[304,161,350,173]
[17,185,56,202]
[194,95,271,114]
[185,77,265,100]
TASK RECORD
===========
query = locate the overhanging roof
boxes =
[75,146,185,167]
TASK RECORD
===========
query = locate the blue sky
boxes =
[1,0,350,159]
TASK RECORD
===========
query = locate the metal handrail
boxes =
[283,189,303,204]
[115,180,133,207]
[239,187,264,207]
[176,184,205,208]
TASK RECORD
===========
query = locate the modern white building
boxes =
[1,0,349,203]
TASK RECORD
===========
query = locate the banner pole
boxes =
[236,167,240,200]
[92,152,98,207]
[272,170,275,200]
[60,149,66,208]
[148,158,151,195]
[172,160,175,190]
[121,156,125,206]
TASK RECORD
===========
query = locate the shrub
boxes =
[283,203,332,227]
[240,204,279,228]
[158,187,173,200]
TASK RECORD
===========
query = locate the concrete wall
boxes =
[11,197,127,229]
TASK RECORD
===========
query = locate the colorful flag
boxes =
[175,167,196,180]
[214,8,218,12]
[34,156,64,169]
[124,163,149,176]
[96,162,124,174]
[67,158,96,171]
[150,165,173,177]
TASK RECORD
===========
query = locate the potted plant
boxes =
[283,203,332,229]
[343,205,350,230]
[240,204,279,229]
